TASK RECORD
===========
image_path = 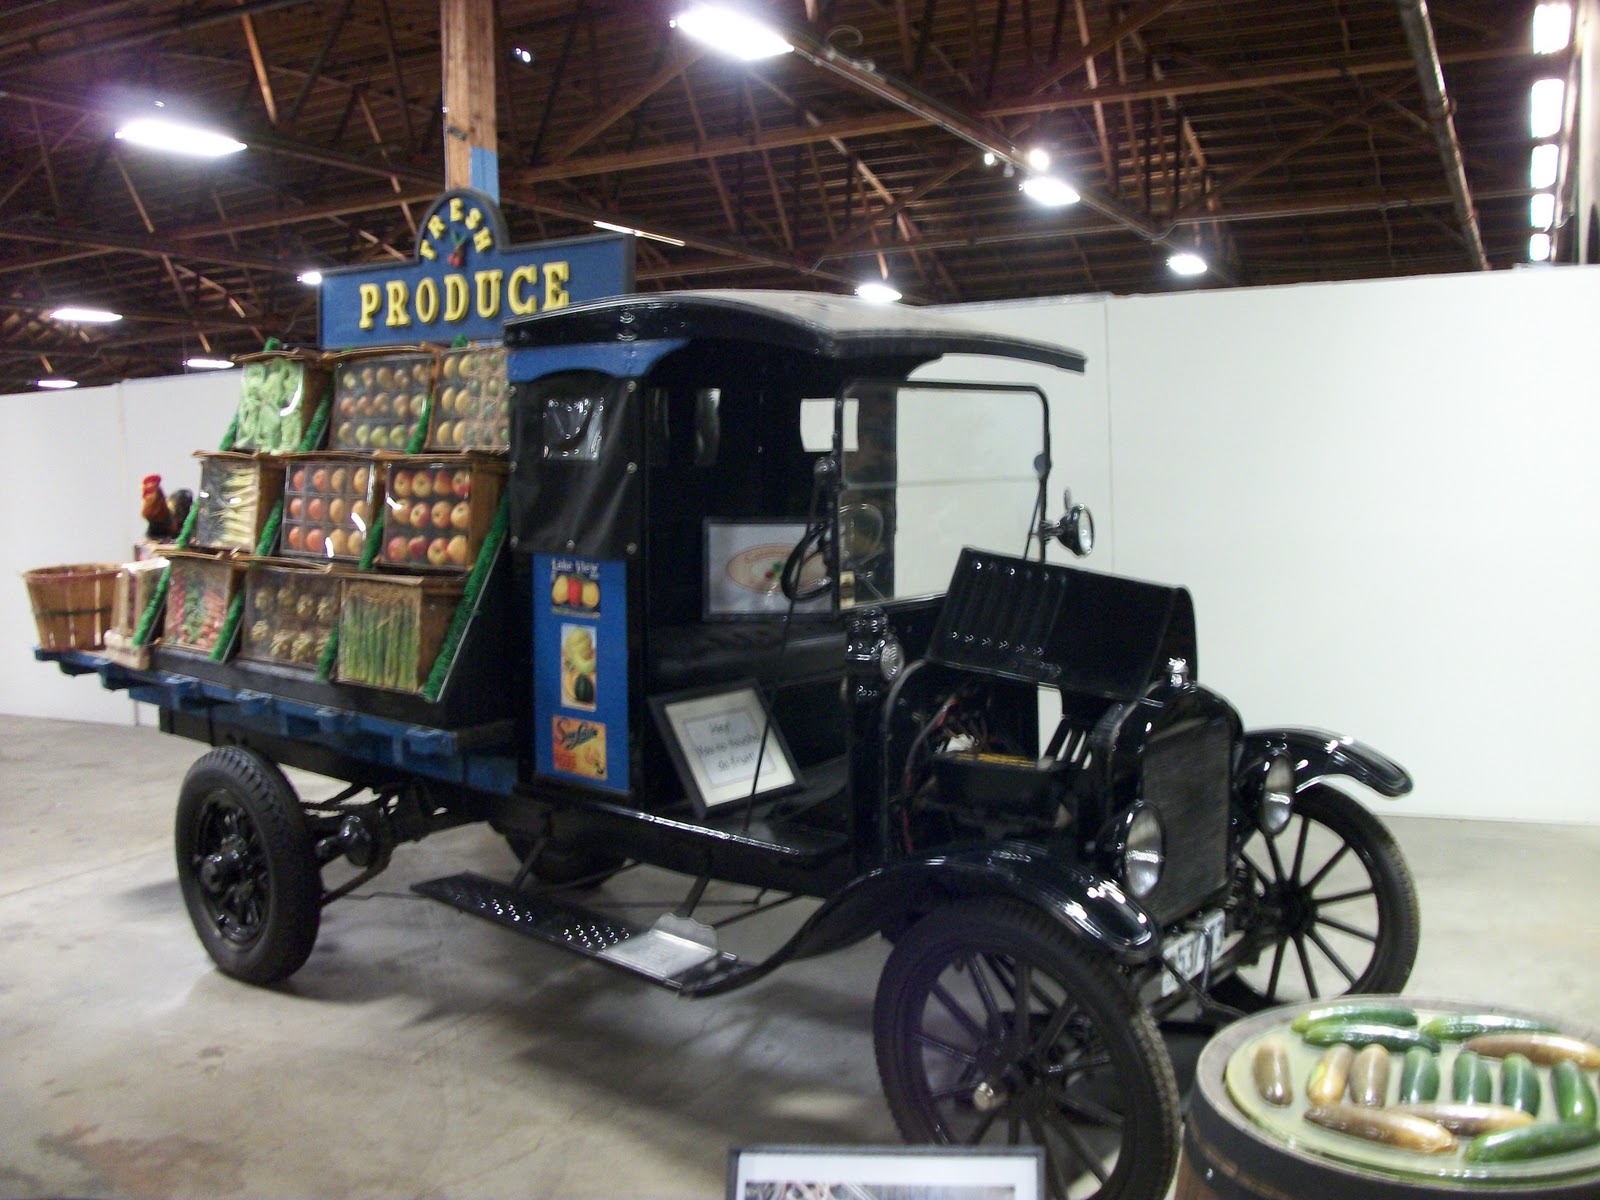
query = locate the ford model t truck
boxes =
[42,290,1420,1200]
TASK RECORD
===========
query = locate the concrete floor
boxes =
[3,713,1598,1199]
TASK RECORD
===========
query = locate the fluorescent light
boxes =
[1530,143,1559,189]
[1529,232,1552,261]
[296,270,323,286]
[592,219,686,247]
[1019,175,1080,207]
[185,357,235,371]
[670,5,793,60]
[1026,147,1052,171]
[1167,252,1208,277]
[1531,78,1565,138]
[1533,3,1572,53]
[49,306,122,323]
[855,281,902,304]
[36,378,78,390]
[1531,192,1556,231]
[115,117,245,158]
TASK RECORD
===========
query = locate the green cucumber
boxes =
[1398,1046,1440,1104]
[1464,1121,1600,1163]
[1452,1050,1493,1103]
[1500,1053,1541,1116]
[1421,1013,1557,1041]
[1291,1003,1418,1034]
[1553,1059,1598,1125]
[1300,1021,1441,1054]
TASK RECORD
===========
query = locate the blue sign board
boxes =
[318,189,634,349]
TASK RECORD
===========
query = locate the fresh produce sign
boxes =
[317,189,635,349]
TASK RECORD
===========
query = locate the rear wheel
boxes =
[175,747,321,985]
[874,899,1180,1200]
[1211,783,1419,1011]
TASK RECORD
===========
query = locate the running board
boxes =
[413,872,756,993]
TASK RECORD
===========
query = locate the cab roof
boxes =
[504,290,1086,374]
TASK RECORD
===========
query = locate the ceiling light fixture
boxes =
[296,270,324,286]
[1530,143,1559,189]
[1529,232,1553,262]
[1530,78,1565,138]
[185,357,235,371]
[511,46,534,65]
[1019,175,1080,207]
[36,378,79,390]
[1530,192,1556,231]
[115,116,245,158]
[1167,252,1208,277]
[593,219,686,247]
[670,5,793,60]
[1025,147,1052,171]
[855,281,902,304]
[1533,3,1573,53]
[48,306,122,324]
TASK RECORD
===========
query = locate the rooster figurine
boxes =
[141,473,177,540]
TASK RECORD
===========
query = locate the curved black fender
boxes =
[1240,727,1413,797]
[682,841,1158,998]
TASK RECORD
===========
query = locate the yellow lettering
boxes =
[508,265,540,315]
[474,269,504,318]
[418,240,436,261]
[358,283,382,331]
[444,274,469,322]
[449,196,464,223]
[385,279,411,328]
[427,214,446,239]
[543,261,571,310]
[473,226,494,253]
[465,207,482,230]
[415,277,439,324]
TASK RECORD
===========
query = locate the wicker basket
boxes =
[23,563,121,651]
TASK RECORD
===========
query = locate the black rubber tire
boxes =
[1210,783,1420,1012]
[174,747,321,985]
[874,898,1181,1200]
[505,835,626,887]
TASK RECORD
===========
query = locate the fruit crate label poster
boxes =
[533,554,628,793]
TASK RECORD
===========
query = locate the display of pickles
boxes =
[192,454,280,552]
[329,352,434,452]
[281,457,379,561]
[380,459,502,571]
[162,554,241,653]
[232,353,325,453]
[429,343,510,450]
[1228,1003,1600,1181]
[241,565,339,669]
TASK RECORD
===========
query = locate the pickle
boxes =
[1306,1044,1355,1106]
[1465,1032,1600,1070]
[1304,1103,1456,1153]
[1500,1053,1541,1116]
[1300,1021,1440,1054]
[1421,1013,1557,1041]
[1290,1003,1418,1034]
[1398,1046,1440,1104]
[1553,1059,1598,1125]
[1452,1050,1493,1103]
[1350,1043,1391,1107]
[1253,1037,1293,1107]
[1391,1102,1536,1136]
[1464,1122,1600,1163]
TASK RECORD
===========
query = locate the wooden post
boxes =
[441,0,498,198]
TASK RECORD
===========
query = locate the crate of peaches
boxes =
[280,456,380,562]
[379,456,505,571]
[327,348,437,453]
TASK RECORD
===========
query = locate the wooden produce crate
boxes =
[428,343,510,452]
[191,452,285,553]
[162,551,248,656]
[102,557,170,667]
[378,455,504,572]
[239,559,342,671]
[335,573,462,694]
[279,455,381,562]
[327,347,437,453]
[231,349,332,454]
[23,562,120,651]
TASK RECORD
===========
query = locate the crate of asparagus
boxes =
[335,573,462,694]
[239,559,342,671]
[327,347,437,453]
[231,349,332,454]
[378,455,505,572]
[161,551,248,656]
[429,342,510,452]
[280,455,381,562]
[191,452,285,553]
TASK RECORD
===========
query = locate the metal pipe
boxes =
[1395,0,1490,270]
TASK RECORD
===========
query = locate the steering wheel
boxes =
[780,519,833,602]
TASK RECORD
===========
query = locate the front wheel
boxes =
[874,899,1180,1200]
[1210,783,1419,1011]
[175,747,322,985]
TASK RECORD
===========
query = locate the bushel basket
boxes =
[24,563,120,651]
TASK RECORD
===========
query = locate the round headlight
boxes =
[1260,754,1295,835]
[879,634,905,681]
[1122,805,1165,898]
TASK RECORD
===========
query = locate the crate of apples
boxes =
[379,458,504,572]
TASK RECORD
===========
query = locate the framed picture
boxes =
[729,1145,1044,1200]
[650,683,800,814]
[705,518,831,619]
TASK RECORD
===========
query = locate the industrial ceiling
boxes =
[0,0,1579,394]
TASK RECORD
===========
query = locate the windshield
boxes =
[833,379,1049,606]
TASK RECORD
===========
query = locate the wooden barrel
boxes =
[1178,998,1600,1200]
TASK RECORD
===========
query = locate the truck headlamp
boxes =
[1260,753,1295,835]
[1120,805,1165,899]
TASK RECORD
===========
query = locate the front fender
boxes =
[1241,727,1412,797]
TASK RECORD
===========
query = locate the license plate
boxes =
[1160,911,1225,997]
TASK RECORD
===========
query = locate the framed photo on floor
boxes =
[728,1145,1045,1200]
[650,683,800,814]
